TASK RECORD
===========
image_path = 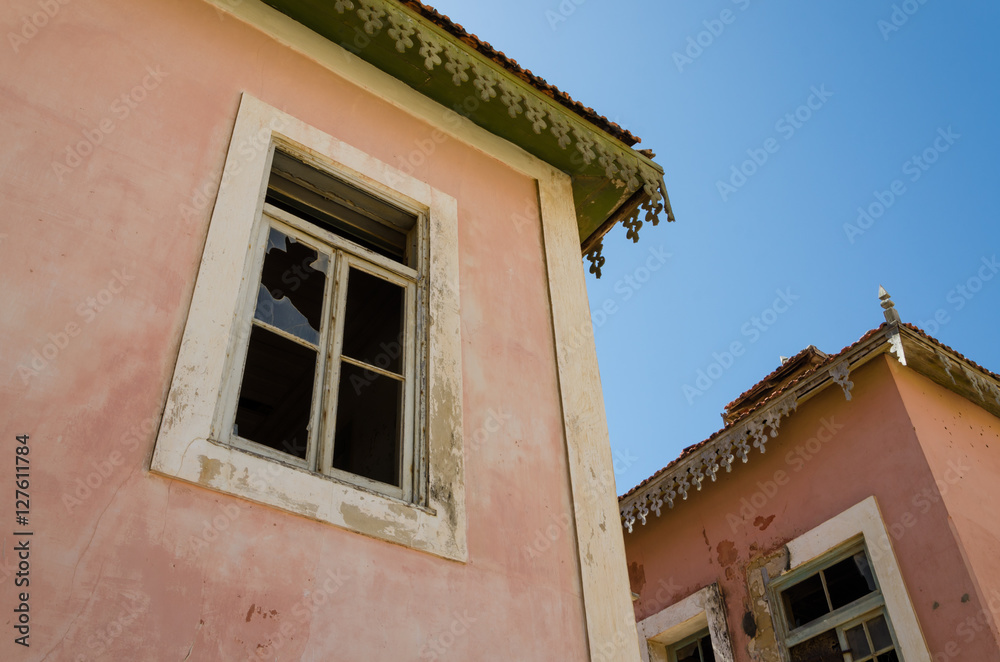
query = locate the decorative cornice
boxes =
[620,320,1000,532]
[261,0,673,278]
[620,395,797,533]
[829,361,854,400]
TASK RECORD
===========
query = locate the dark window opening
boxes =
[234,325,316,459]
[789,629,842,662]
[673,633,716,662]
[783,573,830,629]
[267,150,416,263]
[782,550,877,630]
[230,147,418,499]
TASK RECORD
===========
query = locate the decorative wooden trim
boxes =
[213,0,672,277]
[621,394,798,533]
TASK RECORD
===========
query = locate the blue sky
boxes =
[426,0,1000,494]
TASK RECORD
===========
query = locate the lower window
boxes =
[773,543,900,662]
[668,630,717,662]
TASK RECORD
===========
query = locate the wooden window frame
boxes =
[216,158,425,502]
[151,93,466,562]
[763,497,933,662]
[768,540,902,659]
[637,583,736,662]
[666,628,715,662]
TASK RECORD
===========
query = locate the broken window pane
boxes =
[254,227,327,345]
[332,362,403,486]
[234,325,316,459]
[789,629,842,662]
[826,552,876,610]
[876,651,899,662]
[846,624,871,658]
[868,614,893,652]
[340,268,404,374]
[783,573,830,629]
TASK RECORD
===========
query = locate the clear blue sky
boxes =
[426,0,1000,494]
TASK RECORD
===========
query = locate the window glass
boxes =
[228,149,420,500]
[845,624,871,657]
[777,547,900,662]
[253,228,327,344]
[670,632,714,662]
[235,325,317,458]
[868,614,893,652]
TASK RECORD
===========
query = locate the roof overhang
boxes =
[260,0,674,277]
[618,322,1000,533]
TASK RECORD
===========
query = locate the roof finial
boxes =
[879,285,900,324]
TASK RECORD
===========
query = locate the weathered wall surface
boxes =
[891,360,1000,656]
[625,356,1000,661]
[1,0,589,659]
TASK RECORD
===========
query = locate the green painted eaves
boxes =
[259,0,669,246]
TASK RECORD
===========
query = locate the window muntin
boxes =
[773,543,901,662]
[151,94,465,560]
[222,147,421,501]
[668,630,717,662]
[780,549,877,630]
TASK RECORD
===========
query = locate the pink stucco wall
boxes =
[625,356,1000,661]
[891,360,1000,654]
[1,0,588,659]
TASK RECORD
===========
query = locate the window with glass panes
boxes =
[773,543,901,662]
[667,630,716,662]
[222,148,423,501]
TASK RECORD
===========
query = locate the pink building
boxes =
[3,1,671,658]
[620,299,1000,662]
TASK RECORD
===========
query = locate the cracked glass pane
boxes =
[254,227,326,345]
[674,640,699,662]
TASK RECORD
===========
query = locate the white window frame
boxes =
[151,93,467,562]
[637,583,736,662]
[768,496,932,662]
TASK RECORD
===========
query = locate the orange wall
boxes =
[625,356,1000,661]
[1,0,588,659]
[891,360,1000,654]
